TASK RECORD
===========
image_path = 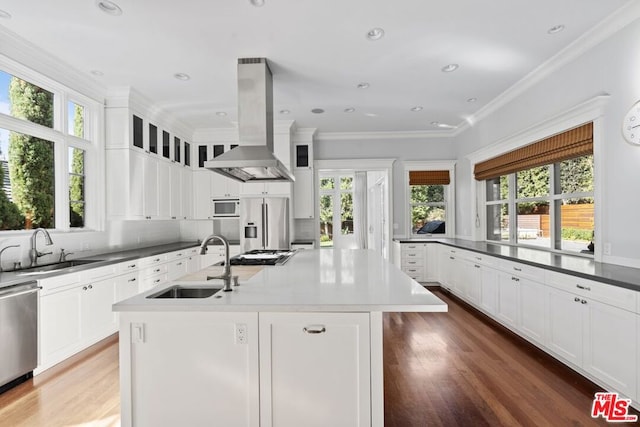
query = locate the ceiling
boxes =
[0,0,633,135]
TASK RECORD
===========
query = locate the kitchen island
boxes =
[113,249,447,427]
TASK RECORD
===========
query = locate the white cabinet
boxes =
[496,271,519,328]
[157,161,171,218]
[517,277,546,344]
[169,164,182,219]
[212,174,240,198]
[121,312,260,427]
[193,171,213,219]
[181,167,193,219]
[259,312,371,427]
[81,277,117,343]
[293,169,314,219]
[400,243,425,282]
[546,286,583,366]
[240,181,290,197]
[115,271,139,304]
[479,264,499,316]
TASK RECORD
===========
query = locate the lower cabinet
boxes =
[496,271,519,328]
[258,312,371,427]
[119,311,373,427]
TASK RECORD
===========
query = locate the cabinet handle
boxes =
[474,265,480,268]
[154,258,161,262]
[153,279,161,284]
[303,325,326,334]
[511,277,520,282]
[449,256,455,260]
[576,284,591,291]
[176,262,183,266]
[408,261,416,265]
[154,268,161,273]
[128,264,137,269]
[475,257,482,261]
[88,284,93,289]
[450,250,456,253]
[513,267,522,272]
[574,297,581,302]
[581,299,588,304]
[83,286,88,291]
[128,278,137,282]
[176,253,183,257]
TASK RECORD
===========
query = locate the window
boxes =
[319,174,354,247]
[479,123,594,254]
[0,63,98,231]
[405,165,454,237]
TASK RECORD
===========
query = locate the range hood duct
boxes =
[204,58,294,182]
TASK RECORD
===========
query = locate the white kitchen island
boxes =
[113,249,447,427]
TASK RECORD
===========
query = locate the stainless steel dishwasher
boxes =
[0,281,39,393]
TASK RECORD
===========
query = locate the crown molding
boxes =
[316,129,454,142]
[0,26,106,102]
[465,0,640,129]
[292,127,317,142]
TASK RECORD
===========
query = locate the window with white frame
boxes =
[405,162,455,237]
[0,65,98,231]
[478,123,594,254]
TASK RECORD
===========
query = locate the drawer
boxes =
[401,243,424,252]
[117,260,140,274]
[39,272,81,294]
[168,249,190,259]
[80,264,118,282]
[546,270,637,312]
[139,254,168,267]
[467,252,496,267]
[402,257,424,267]
[401,250,424,260]
[499,260,543,281]
[142,273,168,291]
[403,266,425,281]
[140,263,168,278]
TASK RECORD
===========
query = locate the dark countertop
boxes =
[395,238,640,292]
[0,241,200,291]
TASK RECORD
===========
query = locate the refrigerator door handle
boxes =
[263,202,269,248]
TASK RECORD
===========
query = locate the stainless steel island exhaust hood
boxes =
[204,58,294,182]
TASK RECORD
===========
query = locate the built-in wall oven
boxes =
[0,281,39,393]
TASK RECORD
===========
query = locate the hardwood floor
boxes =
[0,289,636,426]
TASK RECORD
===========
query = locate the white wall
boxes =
[455,16,640,267]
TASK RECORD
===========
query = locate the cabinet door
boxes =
[293,169,314,219]
[129,150,146,218]
[583,299,637,398]
[181,168,193,219]
[517,278,546,344]
[464,261,481,304]
[81,278,117,343]
[193,171,213,219]
[213,175,239,198]
[424,244,438,282]
[144,157,159,218]
[546,286,583,366]
[115,272,139,304]
[479,265,498,315]
[496,271,519,328]
[167,258,188,281]
[157,161,171,218]
[169,165,182,219]
[126,313,259,427]
[259,312,371,427]
[40,287,83,367]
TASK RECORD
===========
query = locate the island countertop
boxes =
[113,249,447,313]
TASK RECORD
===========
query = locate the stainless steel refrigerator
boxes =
[240,197,290,251]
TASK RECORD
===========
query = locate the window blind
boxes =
[474,122,593,181]
[409,170,450,185]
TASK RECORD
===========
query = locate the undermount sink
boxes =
[15,259,104,276]
[147,285,223,299]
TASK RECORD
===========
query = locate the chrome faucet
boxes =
[0,244,20,272]
[199,234,236,292]
[29,228,54,267]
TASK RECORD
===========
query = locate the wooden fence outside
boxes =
[536,204,594,237]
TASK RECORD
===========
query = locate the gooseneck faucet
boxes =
[199,234,236,292]
[29,228,54,267]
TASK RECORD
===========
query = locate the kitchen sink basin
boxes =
[147,285,223,299]
[16,259,104,276]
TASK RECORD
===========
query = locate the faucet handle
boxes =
[233,276,239,287]
[59,248,73,262]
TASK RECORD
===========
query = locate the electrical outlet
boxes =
[603,243,612,255]
[235,324,247,344]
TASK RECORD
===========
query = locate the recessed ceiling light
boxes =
[173,73,190,81]
[441,64,459,73]
[311,108,325,114]
[90,70,104,76]
[249,0,265,6]
[431,121,457,129]
[0,10,12,19]
[357,82,370,89]
[366,28,385,41]
[279,109,290,114]
[411,106,423,112]
[216,112,227,117]
[467,97,477,103]
[96,0,122,16]
[364,113,378,117]
[547,24,565,34]
[344,107,355,113]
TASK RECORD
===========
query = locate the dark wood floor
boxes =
[0,288,637,426]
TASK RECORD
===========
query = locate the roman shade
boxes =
[474,122,593,181]
[409,170,451,185]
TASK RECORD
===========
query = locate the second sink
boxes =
[147,285,223,299]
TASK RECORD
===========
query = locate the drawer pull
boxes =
[154,268,161,273]
[513,267,522,272]
[153,279,161,284]
[128,278,137,282]
[474,265,480,269]
[576,284,591,291]
[408,261,416,265]
[581,299,588,304]
[475,257,482,261]
[511,277,520,282]
[154,258,161,262]
[449,256,455,260]
[128,264,137,269]
[88,285,93,289]
[303,325,326,334]
[574,297,581,302]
